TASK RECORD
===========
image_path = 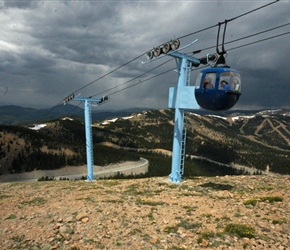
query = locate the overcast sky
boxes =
[0,0,289,112]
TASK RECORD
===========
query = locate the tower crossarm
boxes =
[168,51,200,67]
[74,96,108,104]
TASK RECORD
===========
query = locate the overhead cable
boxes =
[93,30,289,98]
[195,22,290,53]
[178,0,280,40]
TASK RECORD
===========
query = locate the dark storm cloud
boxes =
[24,3,123,65]
[0,0,289,110]
[0,0,37,9]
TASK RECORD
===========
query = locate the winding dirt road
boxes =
[0,158,148,182]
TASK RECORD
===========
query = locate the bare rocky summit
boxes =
[1,175,290,249]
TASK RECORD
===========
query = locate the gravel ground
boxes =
[0,175,290,249]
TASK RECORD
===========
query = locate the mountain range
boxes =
[0,104,146,125]
[0,104,286,126]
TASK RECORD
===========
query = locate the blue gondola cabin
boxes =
[194,67,241,111]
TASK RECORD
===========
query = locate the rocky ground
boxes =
[0,174,290,250]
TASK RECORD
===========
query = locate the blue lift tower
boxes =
[167,51,200,183]
[144,39,208,183]
[64,95,108,181]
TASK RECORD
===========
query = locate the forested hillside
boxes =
[0,109,289,177]
[0,119,139,175]
[96,109,290,174]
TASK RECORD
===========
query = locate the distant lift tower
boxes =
[64,95,108,181]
